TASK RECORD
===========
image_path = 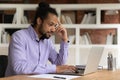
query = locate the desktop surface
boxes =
[1,69,120,80]
[74,69,120,80]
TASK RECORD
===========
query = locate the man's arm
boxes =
[48,40,69,65]
[48,23,69,64]
[48,40,76,73]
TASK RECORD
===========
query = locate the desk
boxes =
[1,70,120,80]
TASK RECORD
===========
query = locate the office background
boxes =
[0,0,120,69]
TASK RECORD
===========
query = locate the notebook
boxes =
[60,46,104,76]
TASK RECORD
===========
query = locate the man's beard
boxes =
[40,33,49,40]
[39,24,51,40]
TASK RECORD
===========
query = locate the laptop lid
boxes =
[83,46,104,75]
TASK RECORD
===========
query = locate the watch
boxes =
[67,40,70,43]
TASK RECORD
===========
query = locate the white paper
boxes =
[29,74,80,80]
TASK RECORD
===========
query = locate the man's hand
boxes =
[55,24,68,43]
[56,65,76,73]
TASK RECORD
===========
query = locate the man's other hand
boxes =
[56,65,76,73]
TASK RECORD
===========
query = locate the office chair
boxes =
[0,55,8,78]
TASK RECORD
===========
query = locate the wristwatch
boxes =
[67,40,70,43]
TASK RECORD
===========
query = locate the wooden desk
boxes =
[1,70,120,80]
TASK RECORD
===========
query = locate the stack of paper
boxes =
[29,74,80,80]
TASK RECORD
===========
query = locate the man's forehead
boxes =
[49,20,59,24]
[49,20,60,28]
[47,13,59,22]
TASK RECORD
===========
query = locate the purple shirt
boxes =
[5,26,69,76]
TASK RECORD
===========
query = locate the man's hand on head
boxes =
[55,24,68,42]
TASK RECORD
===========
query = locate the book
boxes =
[85,13,92,24]
[69,35,75,44]
[80,32,92,44]
[65,16,73,24]
[1,30,8,43]
[21,16,28,24]
[106,33,113,44]
[89,14,96,24]
[85,32,92,44]
[81,13,96,24]
[113,34,117,44]
[61,15,67,24]
[81,13,88,24]
[80,34,89,44]
[61,11,75,24]
[12,13,17,24]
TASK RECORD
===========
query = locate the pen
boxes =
[53,76,66,79]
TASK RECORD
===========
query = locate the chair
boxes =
[0,55,8,78]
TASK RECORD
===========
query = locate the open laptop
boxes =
[60,46,104,76]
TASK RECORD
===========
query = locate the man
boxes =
[5,2,76,76]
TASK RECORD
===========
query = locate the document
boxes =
[29,74,80,80]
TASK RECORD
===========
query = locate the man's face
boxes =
[38,13,59,39]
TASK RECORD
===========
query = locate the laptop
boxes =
[60,46,104,76]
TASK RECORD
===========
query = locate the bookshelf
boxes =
[0,4,120,69]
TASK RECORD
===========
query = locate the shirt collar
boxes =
[28,25,39,41]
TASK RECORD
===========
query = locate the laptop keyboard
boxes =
[61,65,85,75]
[76,65,86,70]
[59,65,103,75]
